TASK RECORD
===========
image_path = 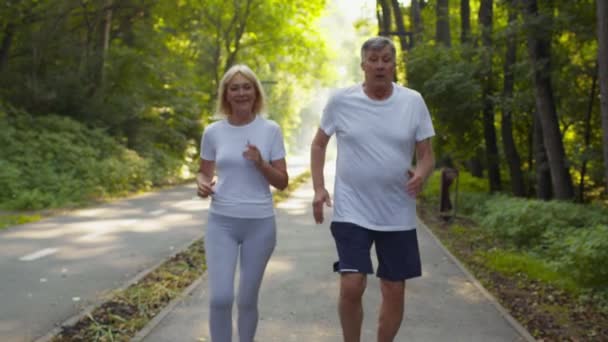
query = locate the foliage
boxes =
[476,195,608,249]
[480,250,579,293]
[0,0,331,212]
[423,169,608,289]
[0,213,41,230]
[555,225,608,288]
[407,43,482,161]
[0,108,183,210]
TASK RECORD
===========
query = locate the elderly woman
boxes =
[197,64,288,342]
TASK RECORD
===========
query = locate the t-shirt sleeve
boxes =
[320,94,337,136]
[200,126,215,160]
[415,94,435,142]
[269,125,286,161]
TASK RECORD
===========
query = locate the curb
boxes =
[131,273,207,341]
[33,233,204,342]
[418,218,537,342]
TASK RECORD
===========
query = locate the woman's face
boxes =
[226,73,256,114]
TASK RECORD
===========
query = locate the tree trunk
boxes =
[522,0,574,200]
[597,0,608,195]
[460,0,471,44]
[99,0,113,87]
[534,111,553,200]
[579,62,598,202]
[410,0,423,46]
[479,0,501,192]
[502,3,525,196]
[436,0,451,47]
[377,0,392,36]
[390,0,408,52]
[468,150,484,178]
[0,23,15,74]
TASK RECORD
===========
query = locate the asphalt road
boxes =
[0,183,209,342]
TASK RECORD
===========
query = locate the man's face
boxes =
[361,45,395,87]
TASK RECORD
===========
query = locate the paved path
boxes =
[139,165,535,342]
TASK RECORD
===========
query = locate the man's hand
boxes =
[405,169,424,197]
[312,188,332,224]
[196,174,216,198]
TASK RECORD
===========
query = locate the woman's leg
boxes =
[236,216,276,342]
[205,213,240,342]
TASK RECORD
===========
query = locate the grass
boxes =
[50,171,312,341]
[479,250,579,294]
[0,213,42,230]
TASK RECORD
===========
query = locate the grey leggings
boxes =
[204,212,276,342]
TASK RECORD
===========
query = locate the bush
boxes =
[476,196,608,249]
[0,108,186,210]
[556,225,608,288]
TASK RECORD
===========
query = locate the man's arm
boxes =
[310,128,332,223]
[406,138,435,197]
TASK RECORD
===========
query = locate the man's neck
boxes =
[363,82,393,100]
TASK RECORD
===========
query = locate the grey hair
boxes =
[360,36,396,62]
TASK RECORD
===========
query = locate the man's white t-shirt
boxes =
[200,115,286,218]
[320,83,435,231]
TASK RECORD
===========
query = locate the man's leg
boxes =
[377,279,405,342]
[339,273,367,342]
[374,229,421,342]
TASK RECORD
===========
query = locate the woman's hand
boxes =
[243,142,264,167]
[196,173,216,198]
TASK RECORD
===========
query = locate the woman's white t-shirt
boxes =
[200,115,286,218]
[320,83,435,231]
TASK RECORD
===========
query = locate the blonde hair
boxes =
[216,64,266,116]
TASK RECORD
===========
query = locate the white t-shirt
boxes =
[320,83,435,231]
[200,115,286,218]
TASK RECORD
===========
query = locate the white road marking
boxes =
[78,232,104,241]
[20,248,58,261]
[150,209,166,216]
[120,219,139,226]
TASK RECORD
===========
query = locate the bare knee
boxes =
[380,279,405,301]
[340,273,366,302]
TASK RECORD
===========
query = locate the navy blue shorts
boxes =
[330,221,422,281]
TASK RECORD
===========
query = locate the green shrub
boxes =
[476,196,608,249]
[556,225,608,288]
[457,192,492,216]
[0,108,182,210]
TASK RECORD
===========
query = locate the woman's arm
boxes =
[196,158,216,198]
[243,143,288,190]
[256,157,289,191]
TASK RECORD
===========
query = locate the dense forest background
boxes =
[0,0,335,209]
[1,0,607,209]
[375,0,607,205]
